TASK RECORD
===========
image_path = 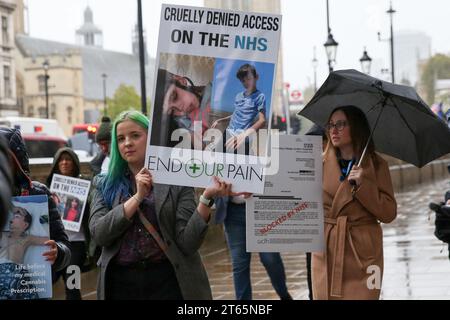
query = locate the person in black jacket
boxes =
[0,135,13,230]
[90,116,112,176]
[46,147,91,300]
[0,128,71,275]
[429,165,450,258]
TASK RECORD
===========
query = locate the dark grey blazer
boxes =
[89,179,212,300]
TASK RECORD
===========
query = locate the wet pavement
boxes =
[381,179,450,300]
[53,179,450,300]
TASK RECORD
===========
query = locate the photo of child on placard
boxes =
[150,53,214,150]
[150,54,274,156]
[63,197,83,223]
[209,59,274,155]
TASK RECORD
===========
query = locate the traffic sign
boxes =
[290,90,302,101]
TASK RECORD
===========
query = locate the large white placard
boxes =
[145,4,282,193]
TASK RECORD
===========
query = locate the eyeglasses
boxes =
[325,120,348,131]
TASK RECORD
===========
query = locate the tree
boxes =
[420,54,450,105]
[106,84,142,120]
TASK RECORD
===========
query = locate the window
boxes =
[67,106,73,124]
[3,65,11,98]
[38,106,47,118]
[24,138,66,158]
[27,105,34,117]
[2,16,8,45]
[84,33,94,46]
[38,75,45,92]
[51,103,56,119]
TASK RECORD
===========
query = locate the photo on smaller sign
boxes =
[63,196,83,223]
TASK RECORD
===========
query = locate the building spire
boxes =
[75,6,103,47]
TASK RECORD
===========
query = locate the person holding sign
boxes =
[215,196,292,300]
[312,106,397,300]
[89,111,240,300]
[46,147,91,300]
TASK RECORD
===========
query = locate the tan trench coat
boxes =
[312,147,397,300]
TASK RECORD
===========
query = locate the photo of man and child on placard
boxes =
[150,53,275,156]
[0,195,52,300]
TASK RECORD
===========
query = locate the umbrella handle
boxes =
[348,139,369,186]
[349,94,388,186]
[348,141,372,187]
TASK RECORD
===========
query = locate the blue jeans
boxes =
[223,202,290,300]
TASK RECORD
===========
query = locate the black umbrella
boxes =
[299,69,450,168]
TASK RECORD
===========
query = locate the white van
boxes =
[0,116,67,140]
[0,117,69,159]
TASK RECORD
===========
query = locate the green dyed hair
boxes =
[101,110,149,208]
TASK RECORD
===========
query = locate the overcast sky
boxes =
[27,0,450,92]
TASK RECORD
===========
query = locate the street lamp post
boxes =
[387,2,396,83]
[102,73,107,116]
[137,0,147,115]
[43,60,50,119]
[283,82,291,134]
[324,0,338,73]
[378,1,396,83]
[312,46,318,92]
[359,47,373,75]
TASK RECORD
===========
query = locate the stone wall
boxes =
[30,158,450,194]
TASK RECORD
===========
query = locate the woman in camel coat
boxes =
[312,106,397,300]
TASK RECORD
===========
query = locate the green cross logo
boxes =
[185,159,204,178]
[189,163,201,174]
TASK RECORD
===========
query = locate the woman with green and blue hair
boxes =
[89,110,237,300]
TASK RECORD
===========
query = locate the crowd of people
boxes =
[431,102,450,128]
[0,104,401,301]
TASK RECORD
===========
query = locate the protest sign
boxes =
[146,4,282,193]
[50,174,91,232]
[1,195,52,299]
[246,135,324,252]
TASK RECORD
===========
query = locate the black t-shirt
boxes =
[338,158,354,182]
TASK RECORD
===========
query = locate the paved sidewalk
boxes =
[381,179,450,300]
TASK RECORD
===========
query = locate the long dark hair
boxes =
[326,106,376,166]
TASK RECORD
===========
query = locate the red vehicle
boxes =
[72,123,99,136]
[22,134,67,158]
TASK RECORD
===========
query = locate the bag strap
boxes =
[130,179,168,253]
[137,208,168,253]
